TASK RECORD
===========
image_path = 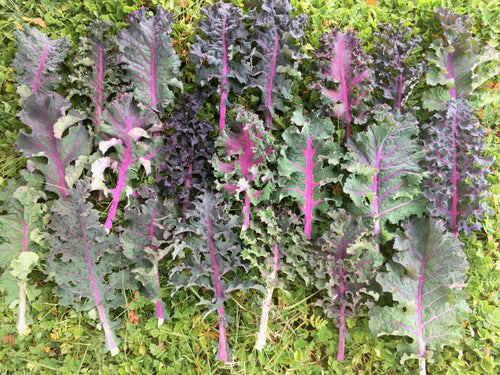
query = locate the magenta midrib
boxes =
[80,214,116,351]
[372,144,382,236]
[303,135,317,239]
[206,197,223,300]
[205,194,228,361]
[32,44,49,93]
[416,245,427,356]
[95,43,104,128]
[219,8,229,133]
[450,104,459,234]
[396,49,403,111]
[105,113,134,229]
[150,27,157,107]
[336,37,352,136]
[22,220,28,253]
[265,26,279,129]
[44,106,68,198]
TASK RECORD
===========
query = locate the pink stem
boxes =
[337,303,346,362]
[205,196,229,361]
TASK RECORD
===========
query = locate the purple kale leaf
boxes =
[369,217,469,372]
[169,191,255,362]
[373,22,425,112]
[115,7,182,115]
[278,109,342,239]
[47,180,131,356]
[212,106,276,228]
[422,99,493,235]
[313,208,382,362]
[68,20,125,131]
[91,92,161,229]
[343,105,426,249]
[16,92,89,198]
[313,28,372,139]
[119,185,177,326]
[12,25,70,99]
[246,0,307,129]
[190,1,251,133]
[423,9,480,110]
[0,170,48,335]
[156,89,215,211]
[240,204,309,350]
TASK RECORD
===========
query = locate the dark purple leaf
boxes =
[373,22,425,112]
[247,0,307,129]
[190,1,251,133]
[313,209,382,361]
[120,185,176,325]
[422,99,493,235]
[169,191,255,362]
[156,89,215,211]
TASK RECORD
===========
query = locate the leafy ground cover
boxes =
[0,0,499,374]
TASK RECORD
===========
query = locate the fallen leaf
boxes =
[22,17,47,28]
[128,310,139,326]
[1,335,15,345]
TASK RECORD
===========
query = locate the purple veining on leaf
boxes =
[278,109,341,239]
[93,93,160,229]
[169,192,256,362]
[213,106,275,228]
[67,20,127,133]
[422,9,481,111]
[373,22,425,112]
[314,209,382,361]
[422,99,492,235]
[190,2,250,133]
[16,93,89,198]
[120,185,176,325]
[246,0,307,129]
[369,217,469,373]
[48,181,130,355]
[313,29,372,139]
[115,7,182,114]
[344,106,425,247]
[12,25,70,96]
